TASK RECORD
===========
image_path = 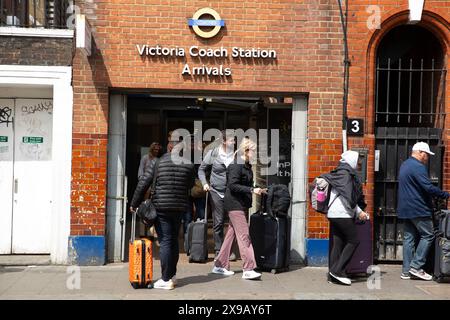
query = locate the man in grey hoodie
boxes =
[198,130,237,259]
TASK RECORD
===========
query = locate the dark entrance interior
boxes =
[122,95,292,261]
[374,25,446,262]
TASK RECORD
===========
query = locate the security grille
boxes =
[374,58,446,261]
[0,0,70,28]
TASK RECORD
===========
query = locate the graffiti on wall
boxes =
[0,106,12,127]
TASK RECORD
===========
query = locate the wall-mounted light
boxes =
[408,0,424,24]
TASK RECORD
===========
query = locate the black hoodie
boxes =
[321,162,366,211]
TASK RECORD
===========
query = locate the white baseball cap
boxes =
[412,142,435,155]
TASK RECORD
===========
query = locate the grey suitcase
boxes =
[433,209,450,282]
[185,192,209,263]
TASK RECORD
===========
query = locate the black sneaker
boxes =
[327,273,339,284]
[400,272,411,280]
[329,272,351,285]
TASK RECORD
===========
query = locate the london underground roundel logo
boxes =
[188,8,225,39]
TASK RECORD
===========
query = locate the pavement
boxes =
[1,254,449,300]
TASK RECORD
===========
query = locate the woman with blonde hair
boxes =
[138,142,161,179]
[212,138,266,280]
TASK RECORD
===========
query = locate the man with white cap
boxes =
[397,141,450,281]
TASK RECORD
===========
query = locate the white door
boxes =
[0,99,53,254]
[0,99,14,254]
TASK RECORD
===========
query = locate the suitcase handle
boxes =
[131,208,137,243]
[204,191,209,222]
[260,193,267,213]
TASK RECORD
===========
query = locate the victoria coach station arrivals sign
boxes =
[136,45,277,76]
[136,8,277,77]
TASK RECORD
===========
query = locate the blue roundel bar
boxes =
[188,19,225,27]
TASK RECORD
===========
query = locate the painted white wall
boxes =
[0,86,52,98]
[290,96,308,264]
[0,65,73,264]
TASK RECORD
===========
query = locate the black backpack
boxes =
[266,184,291,216]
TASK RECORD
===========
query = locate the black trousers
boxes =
[328,218,360,277]
[209,190,238,255]
[210,191,225,252]
[154,213,182,281]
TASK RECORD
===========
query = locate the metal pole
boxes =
[337,0,350,152]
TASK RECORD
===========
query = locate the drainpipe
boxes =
[337,0,350,152]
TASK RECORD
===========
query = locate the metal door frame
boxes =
[374,58,447,262]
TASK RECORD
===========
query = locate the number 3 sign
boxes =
[347,118,364,136]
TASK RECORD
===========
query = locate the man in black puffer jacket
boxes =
[130,141,194,290]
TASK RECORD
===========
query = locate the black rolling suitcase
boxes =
[249,195,291,274]
[185,192,209,263]
[432,209,450,282]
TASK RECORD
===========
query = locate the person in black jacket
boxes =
[321,150,368,286]
[130,141,195,290]
[212,138,266,280]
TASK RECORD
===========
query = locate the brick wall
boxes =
[71,0,449,244]
[71,0,345,237]
[307,1,450,239]
[0,36,73,66]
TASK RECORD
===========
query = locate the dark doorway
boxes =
[122,95,292,261]
[374,25,446,262]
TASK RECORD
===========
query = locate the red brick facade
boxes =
[72,0,449,247]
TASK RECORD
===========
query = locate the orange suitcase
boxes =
[129,210,153,289]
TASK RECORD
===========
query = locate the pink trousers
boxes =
[214,210,256,271]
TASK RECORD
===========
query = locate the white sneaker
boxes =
[153,278,175,290]
[242,270,262,280]
[409,268,433,281]
[329,272,351,285]
[171,276,177,286]
[212,266,235,276]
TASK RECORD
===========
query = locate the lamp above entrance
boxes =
[408,0,424,24]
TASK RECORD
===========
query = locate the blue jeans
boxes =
[154,213,182,281]
[402,217,435,274]
[182,209,192,234]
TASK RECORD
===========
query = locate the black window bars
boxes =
[375,58,447,131]
[0,0,71,29]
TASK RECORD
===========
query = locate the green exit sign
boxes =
[23,136,44,144]
[0,136,7,143]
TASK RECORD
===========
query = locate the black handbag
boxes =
[137,159,160,227]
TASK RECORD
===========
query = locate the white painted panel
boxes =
[107,94,127,262]
[290,96,308,263]
[12,99,53,253]
[49,82,73,264]
[0,99,14,254]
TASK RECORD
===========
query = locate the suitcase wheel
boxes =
[147,283,154,289]
[131,282,139,289]
[434,276,444,283]
[271,269,277,274]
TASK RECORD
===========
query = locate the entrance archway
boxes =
[374,24,446,262]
